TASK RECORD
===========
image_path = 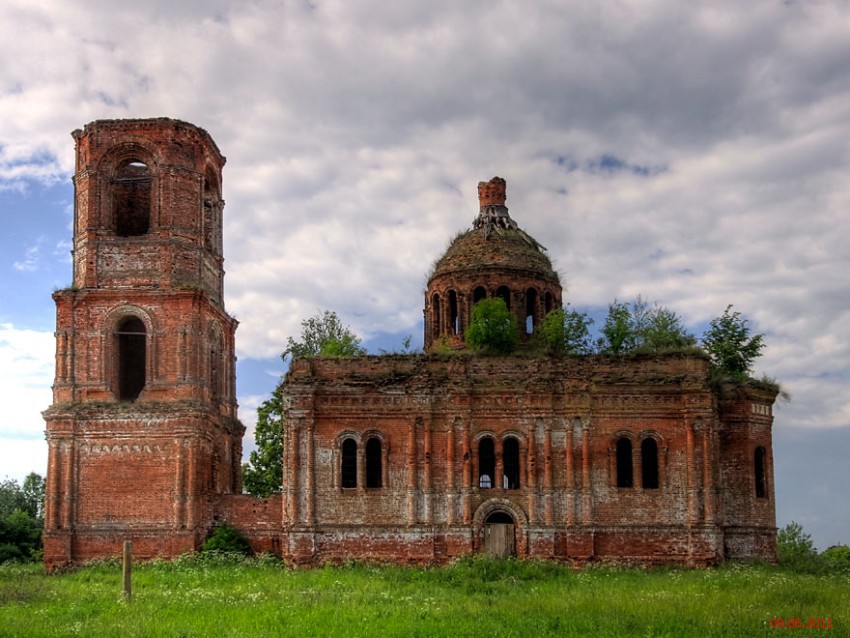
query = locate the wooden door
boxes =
[484,524,516,558]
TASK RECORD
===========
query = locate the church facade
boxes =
[43,119,778,569]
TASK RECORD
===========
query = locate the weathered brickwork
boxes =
[43,119,243,569]
[280,354,777,566]
[44,121,778,569]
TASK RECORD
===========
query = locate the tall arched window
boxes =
[616,437,633,488]
[503,437,520,489]
[366,438,382,488]
[203,169,220,253]
[448,290,459,335]
[341,439,357,488]
[431,294,441,339]
[754,446,767,498]
[478,437,495,488]
[116,317,146,401]
[641,438,659,489]
[525,288,538,335]
[544,291,555,315]
[473,286,487,304]
[114,160,151,237]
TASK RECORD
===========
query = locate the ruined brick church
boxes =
[43,119,778,569]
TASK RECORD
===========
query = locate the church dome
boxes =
[424,177,563,352]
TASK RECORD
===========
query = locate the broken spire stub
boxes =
[474,176,519,234]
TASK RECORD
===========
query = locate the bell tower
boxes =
[43,119,244,568]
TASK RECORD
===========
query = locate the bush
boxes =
[776,521,819,572]
[465,298,517,355]
[820,545,850,574]
[535,307,594,356]
[203,523,252,556]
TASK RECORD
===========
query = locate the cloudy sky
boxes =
[1,0,848,549]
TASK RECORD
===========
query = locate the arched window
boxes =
[366,438,382,488]
[203,169,220,253]
[114,160,151,236]
[478,437,495,488]
[641,438,659,489]
[544,291,555,315]
[496,286,511,310]
[431,294,441,339]
[754,446,767,498]
[448,290,459,335]
[473,286,487,304]
[525,288,538,335]
[116,317,146,401]
[341,438,357,488]
[503,437,520,489]
[616,437,633,488]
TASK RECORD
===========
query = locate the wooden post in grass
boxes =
[122,541,132,601]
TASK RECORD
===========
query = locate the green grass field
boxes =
[1,555,847,637]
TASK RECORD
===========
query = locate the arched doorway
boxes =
[483,511,516,558]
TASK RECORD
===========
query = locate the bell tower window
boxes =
[114,160,151,237]
[116,317,146,401]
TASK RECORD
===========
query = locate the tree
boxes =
[702,305,765,381]
[776,521,818,571]
[597,300,635,355]
[465,298,518,355]
[242,385,284,497]
[282,310,366,361]
[598,296,695,355]
[0,474,44,563]
[535,306,594,356]
[639,305,696,352]
[244,310,365,497]
[820,545,850,574]
[21,473,45,519]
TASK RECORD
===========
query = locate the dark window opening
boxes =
[366,438,382,488]
[431,294,441,339]
[503,437,520,489]
[496,286,511,310]
[525,288,538,335]
[754,446,767,498]
[478,437,495,488]
[449,290,459,335]
[544,291,554,314]
[116,317,146,401]
[485,511,514,524]
[473,286,487,304]
[616,437,633,488]
[341,439,357,488]
[641,438,659,489]
[114,160,151,236]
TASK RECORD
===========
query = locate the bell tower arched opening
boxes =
[114,160,151,237]
[115,316,146,401]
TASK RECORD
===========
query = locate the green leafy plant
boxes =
[702,305,765,382]
[282,310,366,361]
[465,298,518,355]
[776,521,819,572]
[202,522,252,556]
[819,545,850,574]
[242,385,284,497]
[535,306,594,356]
[0,474,44,563]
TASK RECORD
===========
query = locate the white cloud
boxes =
[0,324,54,480]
